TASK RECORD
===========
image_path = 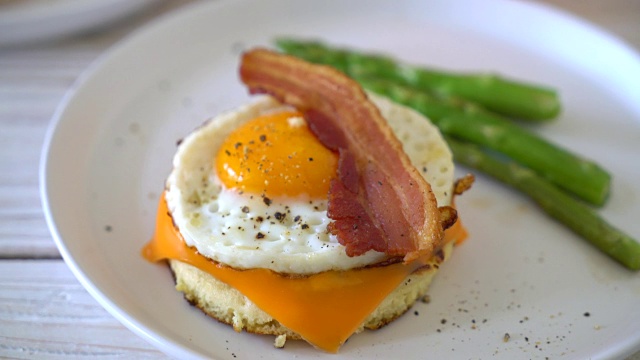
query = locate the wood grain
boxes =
[0,0,194,259]
[0,260,167,359]
[0,0,638,358]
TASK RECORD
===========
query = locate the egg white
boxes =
[165,93,454,274]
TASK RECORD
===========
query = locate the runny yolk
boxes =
[215,111,338,199]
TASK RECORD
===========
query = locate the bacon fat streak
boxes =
[239,49,444,262]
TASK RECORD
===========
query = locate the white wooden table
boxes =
[1,0,638,358]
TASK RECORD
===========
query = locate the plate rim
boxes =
[39,0,640,359]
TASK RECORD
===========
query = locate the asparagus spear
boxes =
[356,77,610,207]
[446,136,640,271]
[275,38,561,121]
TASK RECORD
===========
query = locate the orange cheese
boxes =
[142,194,466,352]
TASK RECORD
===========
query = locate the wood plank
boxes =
[0,1,638,358]
[0,69,71,258]
[0,0,197,260]
[0,259,169,359]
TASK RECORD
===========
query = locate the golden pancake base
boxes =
[168,241,453,349]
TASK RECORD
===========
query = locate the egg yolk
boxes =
[215,111,338,199]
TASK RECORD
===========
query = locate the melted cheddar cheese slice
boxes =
[143,194,466,352]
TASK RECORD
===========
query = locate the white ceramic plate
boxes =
[0,0,159,47]
[40,0,640,359]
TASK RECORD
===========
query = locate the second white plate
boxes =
[0,0,159,47]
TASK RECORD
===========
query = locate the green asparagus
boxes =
[446,137,640,271]
[273,39,635,270]
[356,77,611,206]
[274,39,611,205]
[275,38,561,121]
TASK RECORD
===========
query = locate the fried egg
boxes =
[165,93,454,274]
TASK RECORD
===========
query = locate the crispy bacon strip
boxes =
[240,49,443,262]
